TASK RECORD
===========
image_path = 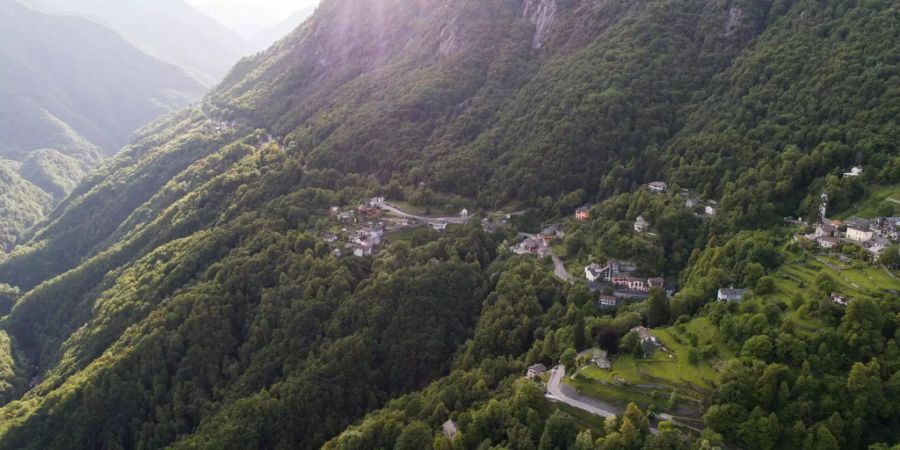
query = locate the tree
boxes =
[574,315,587,351]
[620,332,643,359]
[395,421,433,450]
[647,288,670,327]
[561,348,577,369]
[879,244,900,270]
[596,326,620,354]
[743,263,765,287]
[742,335,773,361]
[755,276,776,295]
[539,410,577,450]
[574,430,595,450]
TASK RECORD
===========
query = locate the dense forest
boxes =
[0,0,896,449]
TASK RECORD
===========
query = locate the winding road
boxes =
[546,366,621,419]
[546,365,708,435]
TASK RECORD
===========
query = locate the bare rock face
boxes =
[438,18,461,56]
[725,6,743,36]
[523,0,558,49]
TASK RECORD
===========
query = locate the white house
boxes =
[460,208,469,218]
[432,221,448,232]
[846,226,874,243]
[648,181,668,193]
[634,215,649,233]
[598,295,619,308]
[717,288,748,302]
[585,263,605,282]
[843,166,864,177]
[705,206,716,216]
[526,363,548,379]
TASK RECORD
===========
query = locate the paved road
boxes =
[546,365,694,435]
[381,203,472,225]
[546,366,621,419]
[552,255,575,283]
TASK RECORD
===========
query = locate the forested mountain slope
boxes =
[0,0,896,449]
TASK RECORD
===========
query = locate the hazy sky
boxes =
[186,0,320,37]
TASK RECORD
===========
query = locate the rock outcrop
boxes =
[523,0,558,49]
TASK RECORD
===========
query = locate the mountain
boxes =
[25,0,256,85]
[251,6,317,49]
[0,1,207,251]
[0,0,897,449]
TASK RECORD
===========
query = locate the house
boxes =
[843,166,864,178]
[321,232,338,244]
[634,215,649,233]
[816,236,840,249]
[630,326,661,356]
[541,224,565,243]
[585,263,605,282]
[830,292,849,306]
[717,287,748,302]
[846,226,874,243]
[598,295,619,308]
[868,236,890,258]
[330,206,340,215]
[366,196,386,208]
[648,278,665,289]
[512,237,549,256]
[337,211,355,222]
[432,221,448,232]
[591,349,611,370]
[442,420,459,439]
[685,198,699,209]
[353,245,373,257]
[815,222,839,238]
[704,206,717,216]
[332,248,342,258]
[460,208,469,218]
[526,363,548,379]
[872,217,899,241]
[576,206,592,221]
[648,181,668,193]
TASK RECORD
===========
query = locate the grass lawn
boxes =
[567,376,671,411]
[833,184,900,220]
[385,200,453,217]
[773,253,900,300]
[568,317,728,416]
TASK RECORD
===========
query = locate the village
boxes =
[322,197,471,258]
[801,192,899,259]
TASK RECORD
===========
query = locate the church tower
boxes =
[819,192,828,223]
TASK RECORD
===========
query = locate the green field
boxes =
[833,185,900,220]
[772,253,900,301]
[566,318,729,417]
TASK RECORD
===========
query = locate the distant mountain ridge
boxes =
[0,0,207,251]
[23,0,256,85]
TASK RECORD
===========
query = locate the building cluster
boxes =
[349,225,384,257]
[512,235,551,257]
[805,193,897,259]
[584,259,662,292]
[681,189,717,217]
